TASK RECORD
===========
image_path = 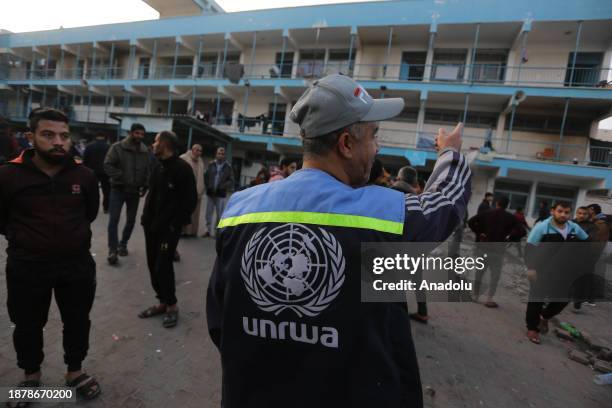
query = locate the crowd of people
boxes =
[0,72,609,407]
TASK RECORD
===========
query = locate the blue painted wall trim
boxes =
[3,0,612,48]
[6,77,612,101]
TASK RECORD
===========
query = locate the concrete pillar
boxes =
[576,188,587,209]
[127,43,136,80]
[347,26,357,76]
[193,37,203,78]
[383,27,393,79]
[526,180,538,219]
[171,38,181,79]
[423,23,437,82]
[568,21,583,86]
[465,24,480,82]
[495,112,507,152]
[416,90,428,144]
[248,32,257,77]
[150,39,158,79]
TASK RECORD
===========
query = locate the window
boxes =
[138,58,150,79]
[199,54,218,77]
[274,52,294,78]
[297,49,325,78]
[400,52,427,81]
[494,179,531,211]
[326,49,353,76]
[425,109,462,125]
[432,49,467,81]
[465,111,498,128]
[114,96,146,109]
[564,52,604,87]
[396,107,419,123]
[472,49,508,82]
[267,103,287,135]
[507,114,590,136]
[532,183,577,217]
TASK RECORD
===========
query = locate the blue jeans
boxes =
[107,189,140,251]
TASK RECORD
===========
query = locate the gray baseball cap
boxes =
[289,74,405,138]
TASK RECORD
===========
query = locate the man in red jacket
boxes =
[0,108,101,403]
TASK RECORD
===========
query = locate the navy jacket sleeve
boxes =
[402,148,471,242]
[207,235,225,349]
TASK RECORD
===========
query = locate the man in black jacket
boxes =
[139,131,197,328]
[83,133,110,213]
[0,108,101,401]
[468,196,525,307]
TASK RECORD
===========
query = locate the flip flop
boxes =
[526,330,541,345]
[138,305,167,319]
[163,310,179,328]
[66,373,101,400]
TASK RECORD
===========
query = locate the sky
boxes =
[1,0,610,129]
[0,0,383,33]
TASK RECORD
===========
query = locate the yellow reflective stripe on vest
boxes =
[217,211,403,235]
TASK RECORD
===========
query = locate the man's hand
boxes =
[435,122,463,152]
[526,269,537,283]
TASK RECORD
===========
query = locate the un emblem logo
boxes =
[241,223,346,317]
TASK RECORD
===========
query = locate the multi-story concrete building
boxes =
[1,0,611,220]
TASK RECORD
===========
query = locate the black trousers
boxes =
[144,227,181,306]
[525,301,568,331]
[6,254,96,374]
[97,173,111,212]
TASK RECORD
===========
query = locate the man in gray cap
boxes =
[207,74,471,408]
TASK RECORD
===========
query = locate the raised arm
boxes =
[402,123,472,242]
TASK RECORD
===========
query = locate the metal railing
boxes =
[2,105,610,168]
[4,63,611,88]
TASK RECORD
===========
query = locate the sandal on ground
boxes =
[66,373,101,400]
[484,301,498,308]
[138,305,167,319]
[526,330,541,345]
[163,310,179,328]
[538,317,549,334]
[409,313,429,324]
[6,380,41,407]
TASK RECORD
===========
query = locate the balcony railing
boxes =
[1,105,610,168]
[4,63,611,89]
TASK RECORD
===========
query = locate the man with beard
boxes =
[0,108,101,403]
[104,123,152,265]
[524,201,588,345]
[269,157,298,182]
[139,131,197,328]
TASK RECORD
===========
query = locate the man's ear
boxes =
[336,130,353,159]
